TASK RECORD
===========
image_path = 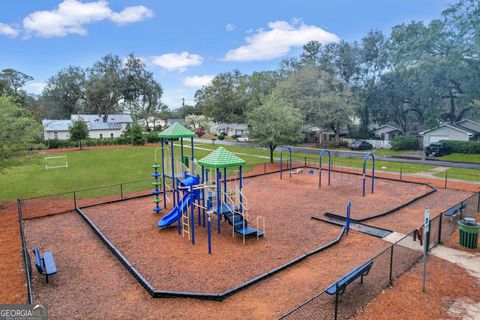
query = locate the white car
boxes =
[236,137,249,142]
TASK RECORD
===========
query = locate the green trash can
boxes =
[458,219,479,249]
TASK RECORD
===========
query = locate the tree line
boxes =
[195,0,480,139]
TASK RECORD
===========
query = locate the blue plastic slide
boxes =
[157,193,192,228]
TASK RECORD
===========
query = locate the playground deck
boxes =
[21,169,474,319]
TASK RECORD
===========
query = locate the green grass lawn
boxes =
[433,168,480,182]
[440,153,480,164]
[0,143,468,202]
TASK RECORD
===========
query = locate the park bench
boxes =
[33,247,57,283]
[325,260,373,296]
[444,203,466,219]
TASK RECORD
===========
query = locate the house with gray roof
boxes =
[42,114,133,140]
[214,123,248,137]
[419,120,479,147]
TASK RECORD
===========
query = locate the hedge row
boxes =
[442,140,480,154]
[46,132,161,149]
[390,135,420,151]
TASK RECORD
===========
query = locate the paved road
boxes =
[194,139,480,170]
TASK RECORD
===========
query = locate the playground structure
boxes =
[44,156,68,170]
[18,137,478,319]
[362,152,375,197]
[155,123,264,252]
[279,147,375,197]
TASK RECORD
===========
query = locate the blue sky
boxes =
[0,0,451,109]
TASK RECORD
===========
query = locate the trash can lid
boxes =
[464,217,477,226]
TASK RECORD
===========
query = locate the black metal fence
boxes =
[279,192,479,320]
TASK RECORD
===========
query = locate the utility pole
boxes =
[182,98,185,109]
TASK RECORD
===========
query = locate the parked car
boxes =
[236,137,249,142]
[349,140,373,151]
[425,142,450,157]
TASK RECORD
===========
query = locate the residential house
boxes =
[214,123,248,137]
[42,114,133,140]
[372,125,403,141]
[42,120,73,140]
[419,120,480,147]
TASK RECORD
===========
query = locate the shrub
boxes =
[317,141,349,148]
[442,140,480,154]
[144,132,159,143]
[390,135,419,150]
[130,128,146,146]
[217,133,225,140]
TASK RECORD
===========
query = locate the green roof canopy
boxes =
[197,147,246,169]
[158,123,197,139]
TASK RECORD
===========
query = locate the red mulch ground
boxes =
[0,202,27,303]
[24,211,388,319]
[355,255,480,320]
[2,162,479,319]
[366,189,473,234]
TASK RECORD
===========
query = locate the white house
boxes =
[71,114,133,131]
[372,125,403,141]
[42,120,73,140]
[42,114,133,140]
[214,123,248,137]
[419,123,478,146]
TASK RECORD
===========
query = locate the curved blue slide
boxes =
[157,193,192,228]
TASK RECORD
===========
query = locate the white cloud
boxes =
[151,52,203,72]
[23,0,153,38]
[24,82,47,95]
[110,5,153,25]
[183,75,215,88]
[226,23,235,32]
[0,23,19,37]
[224,19,339,61]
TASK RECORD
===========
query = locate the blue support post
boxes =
[190,185,195,244]
[319,149,332,188]
[239,166,243,213]
[216,168,221,234]
[197,175,201,226]
[279,146,292,180]
[223,167,227,203]
[177,189,181,235]
[161,139,166,208]
[362,153,375,197]
[170,139,176,206]
[180,138,184,165]
[207,214,212,254]
[201,166,206,227]
[191,137,194,161]
[346,201,351,235]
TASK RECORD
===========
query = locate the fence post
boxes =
[444,172,448,189]
[399,168,403,181]
[304,157,307,166]
[73,191,77,208]
[120,183,124,200]
[264,163,266,174]
[438,213,443,245]
[477,191,480,213]
[334,283,339,320]
[426,228,431,252]
[389,245,394,285]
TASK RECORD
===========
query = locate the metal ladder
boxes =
[181,205,190,240]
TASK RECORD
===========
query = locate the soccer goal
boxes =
[44,156,69,170]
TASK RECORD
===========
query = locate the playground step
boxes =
[234,226,262,237]
[224,213,243,222]
[214,203,238,215]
